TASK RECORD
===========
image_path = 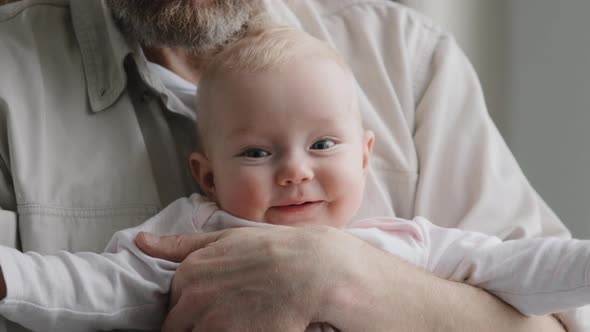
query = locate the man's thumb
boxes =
[135,231,221,262]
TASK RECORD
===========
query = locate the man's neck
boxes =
[143,46,212,85]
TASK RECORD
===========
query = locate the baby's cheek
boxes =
[329,163,366,221]
[217,173,268,221]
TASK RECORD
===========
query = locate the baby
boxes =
[190,24,374,229]
[0,25,588,332]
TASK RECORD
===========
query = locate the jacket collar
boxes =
[70,0,132,112]
[69,0,302,113]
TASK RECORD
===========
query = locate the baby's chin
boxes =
[265,218,344,228]
[264,212,349,229]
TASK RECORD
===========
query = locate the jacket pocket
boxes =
[17,205,159,253]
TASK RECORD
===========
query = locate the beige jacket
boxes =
[0,0,584,330]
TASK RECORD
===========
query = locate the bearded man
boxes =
[0,0,585,331]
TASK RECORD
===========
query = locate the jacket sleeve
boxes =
[0,198,200,332]
[410,31,568,239]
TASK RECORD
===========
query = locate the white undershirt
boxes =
[147,61,198,115]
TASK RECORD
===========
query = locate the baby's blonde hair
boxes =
[195,23,356,151]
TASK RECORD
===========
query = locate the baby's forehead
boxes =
[207,78,360,135]
[195,26,361,139]
[209,57,358,112]
[222,58,355,102]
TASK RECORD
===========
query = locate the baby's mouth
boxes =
[286,201,315,207]
[271,200,323,212]
[265,200,325,226]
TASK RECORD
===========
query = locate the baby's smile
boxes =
[266,200,326,225]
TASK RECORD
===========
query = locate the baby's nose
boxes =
[276,159,314,186]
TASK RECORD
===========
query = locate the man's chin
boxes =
[107,0,263,49]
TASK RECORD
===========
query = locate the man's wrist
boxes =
[319,240,431,331]
[428,278,567,332]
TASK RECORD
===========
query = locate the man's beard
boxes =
[107,0,264,50]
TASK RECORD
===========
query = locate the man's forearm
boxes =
[324,244,566,332]
[429,277,566,332]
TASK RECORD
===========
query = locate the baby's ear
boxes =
[362,130,375,174]
[189,152,216,199]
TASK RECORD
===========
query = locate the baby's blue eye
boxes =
[239,148,271,158]
[310,139,336,150]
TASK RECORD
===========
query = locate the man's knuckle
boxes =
[259,238,282,258]
[174,235,189,250]
[183,288,202,303]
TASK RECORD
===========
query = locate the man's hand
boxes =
[136,226,438,331]
[136,226,350,331]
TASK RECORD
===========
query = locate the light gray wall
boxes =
[404,1,590,238]
[506,0,590,238]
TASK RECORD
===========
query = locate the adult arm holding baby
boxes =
[138,229,568,332]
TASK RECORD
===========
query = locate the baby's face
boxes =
[192,58,373,227]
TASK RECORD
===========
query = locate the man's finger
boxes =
[134,231,225,262]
